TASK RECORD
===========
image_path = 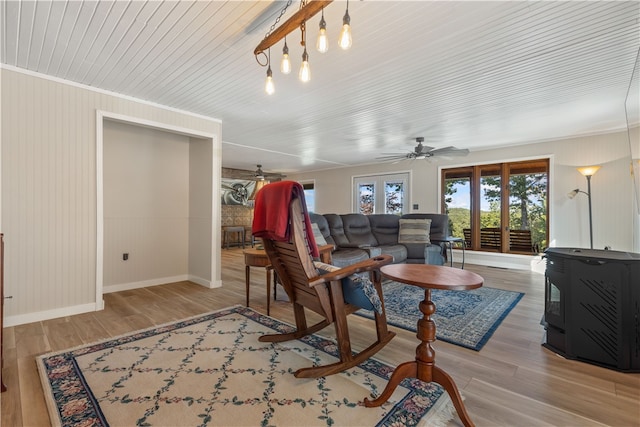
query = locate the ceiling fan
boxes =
[377,137,470,162]
[238,164,287,181]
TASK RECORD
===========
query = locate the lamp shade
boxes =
[577,165,601,177]
[567,189,579,199]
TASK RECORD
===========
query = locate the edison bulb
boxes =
[299,49,311,82]
[299,59,311,82]
[338,23,352,50]
[317,28,329,53]
[265,68,275,95]
[280,53,291,74]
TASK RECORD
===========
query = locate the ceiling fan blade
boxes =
[417,145,436,154]
[428,147,470,156]
[264,173,287,179]
[377,154,410,160]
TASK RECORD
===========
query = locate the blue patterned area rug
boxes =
[357,282,524,351]
[37,306,456,427]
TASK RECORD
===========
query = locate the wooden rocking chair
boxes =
[253,182,395,378]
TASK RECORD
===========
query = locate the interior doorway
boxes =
[96,111,220,309]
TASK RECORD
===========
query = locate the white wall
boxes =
[189,136,215,284]
[1,68,221,326]
[289,131,638,263]
[103,121,190,291]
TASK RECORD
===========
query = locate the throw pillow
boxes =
[311,222,327,246]
[313,261,382,314]
[398,218,432,244]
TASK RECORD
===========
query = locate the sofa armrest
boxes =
[424,244,445,265]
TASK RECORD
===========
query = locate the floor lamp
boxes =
[568,165,601,249]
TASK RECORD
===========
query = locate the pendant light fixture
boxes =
[280,37,291,74]
[299,23,311,83]
[265,49,275,95]
[299,48,311,82]
[316,8,328,53]
[254,0,354,89]
[338,0,352,50]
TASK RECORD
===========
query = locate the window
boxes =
[301,181,315,212]
[354,173,409,214]
[442,159,548,254]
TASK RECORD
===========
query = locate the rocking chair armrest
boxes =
[309,254,393,286]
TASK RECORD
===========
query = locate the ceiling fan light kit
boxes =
[230,165,286,181]
[255,0,351,94]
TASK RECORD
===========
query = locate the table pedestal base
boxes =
[364,288,475,427]
[364,361,472,426]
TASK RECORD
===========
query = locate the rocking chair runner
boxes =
[253,181,395,378]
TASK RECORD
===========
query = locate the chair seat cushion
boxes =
[314,261,382,313]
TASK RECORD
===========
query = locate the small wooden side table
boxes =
[243,249,275,315]
[364,264,483,427]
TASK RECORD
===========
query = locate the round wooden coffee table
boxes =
[364,264,483,427]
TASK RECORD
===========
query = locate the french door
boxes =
[353,173,410,215]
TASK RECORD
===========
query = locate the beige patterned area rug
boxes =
[37,306,455,426]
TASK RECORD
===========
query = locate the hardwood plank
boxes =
[0,346,22,426]
[17,356,49,426]
[462,378,610,426]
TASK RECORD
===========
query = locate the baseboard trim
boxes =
[4,302,99,327]
[103,275,190,293]
[188,274,219,288]
[453,250,546,273]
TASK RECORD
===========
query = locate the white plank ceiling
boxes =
[2,0,639,175]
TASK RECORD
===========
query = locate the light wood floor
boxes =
[1,249,639,426]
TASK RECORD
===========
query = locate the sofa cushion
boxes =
[401,213,449,241]
[309,212,336,247]
[368,214,401,245]
[398,218,432,244]
[341,213,379,247]
[330,248,370,268]
[311,222,327,246]
[377,244,407,264]
[314,261,382,313]
[324,214,351,247]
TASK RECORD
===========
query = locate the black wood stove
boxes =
[542,247,640,372]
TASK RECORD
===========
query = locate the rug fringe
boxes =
[418,392,459,427]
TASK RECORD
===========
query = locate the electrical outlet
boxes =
[413,204,419,210]
[123,253,129,261]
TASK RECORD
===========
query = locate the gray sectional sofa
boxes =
[308,212,449,268]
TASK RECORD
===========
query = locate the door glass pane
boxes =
[358,183,374,214]
[480,167,501,250]
[443,174,471,244]
[508,167,547,253]
[384,181,404,214]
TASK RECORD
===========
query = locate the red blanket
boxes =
[252,181,319,258]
